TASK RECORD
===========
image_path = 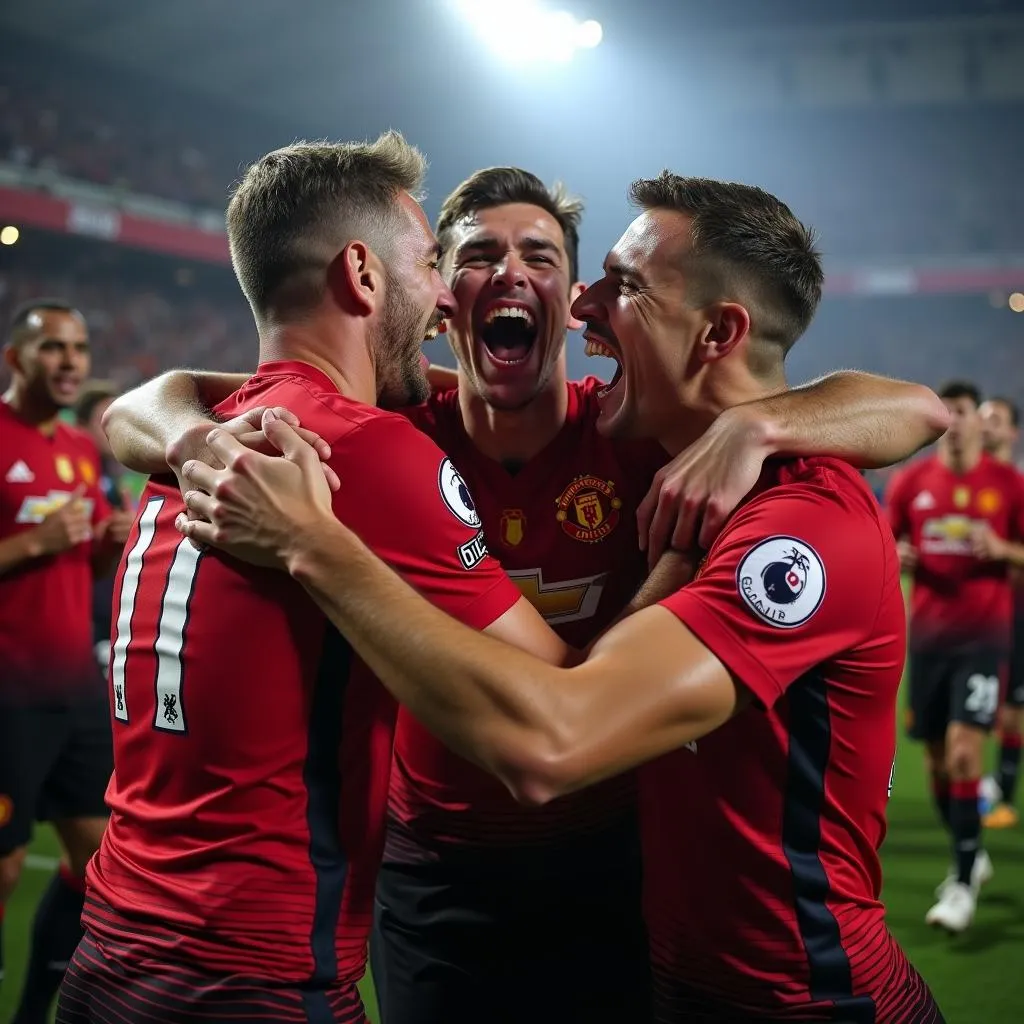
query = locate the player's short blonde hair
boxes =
[227,131,426,323]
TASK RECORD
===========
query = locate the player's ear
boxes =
[2,342,21,374]
[566,281,587,332]
[328,241,381,317]
[696,302,750,364]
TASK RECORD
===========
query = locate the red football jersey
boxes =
[648,458,936,1023]
[84,362,520,997]
[886,453,1024,653]
[385,377,667,856]
[0,401,110,704]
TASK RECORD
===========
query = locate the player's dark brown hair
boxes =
[227,131,427,323]
[938,380,982,408]
[988,396,1020,427]
[436,167,583,285]
[7,298,85,348]
[629,173,823,374]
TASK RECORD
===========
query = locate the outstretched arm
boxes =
[175,420,741,804]
[638,370,949,558]
[103,370,249,474]
[747,370,949,467]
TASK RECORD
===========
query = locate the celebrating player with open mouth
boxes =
[106,155,946,1020]
[175,172,949,1023]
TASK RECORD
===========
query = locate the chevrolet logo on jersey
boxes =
[508,568,608,625]
[920,514,976,554]
[15,490,94,524]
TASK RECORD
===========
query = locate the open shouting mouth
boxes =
[584,332,623,399]
[477,302,538,368]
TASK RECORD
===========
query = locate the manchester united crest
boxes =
[79,458,96,486]
[500,509,526,547]
[555,475,622,543]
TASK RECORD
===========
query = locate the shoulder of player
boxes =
[328,406,449,468]
[56,420,100,457]
[396,385,460,434]
[727,457,884,540]
[983,455,1024,487]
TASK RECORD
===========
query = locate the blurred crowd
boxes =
[2,71,1023,258]
[0,269,253,388]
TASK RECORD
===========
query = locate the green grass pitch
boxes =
[1,709,1020,1022]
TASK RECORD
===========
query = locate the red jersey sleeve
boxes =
[659,475,890,709]
[331,413,520,630]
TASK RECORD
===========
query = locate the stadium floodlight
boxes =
[454,0,603,65]
[0,225,19,246]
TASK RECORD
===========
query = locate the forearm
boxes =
[602,550,697,634]
[103,371,247,474]
[0,531,43,577]
[288,522,571,796]
[624,550,697,617]
[746,371,949,468]
[427,363,459,392]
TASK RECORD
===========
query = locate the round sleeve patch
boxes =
[437,457,481,529]
[736,535,826,629]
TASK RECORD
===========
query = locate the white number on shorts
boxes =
[964,673,1000,719]
[110,498,203,733]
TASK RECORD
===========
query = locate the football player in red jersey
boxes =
[979,396,1023,829]
[105,167,947,1023]
[54,134,562,1024]
[0,301,133,1024]
[178,173,947,1024]
[887,382,1024,933]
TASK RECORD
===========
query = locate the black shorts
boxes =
[0,700,112,854]
[1006,613,1024,708]
[907,650,1005,742]
[370,814,652,1024]
[57,933,368,1024]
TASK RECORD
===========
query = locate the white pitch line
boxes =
[25,853,60,871]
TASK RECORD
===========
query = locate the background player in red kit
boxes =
[0,300,132,1024]
[54,134,561,1024]
[979,396,1023,829]
[177,173,946,1024]
[886,382,1024,934]
[106,167,948,1023]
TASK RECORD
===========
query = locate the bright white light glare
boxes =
[0,225,19,246]
[1009,292,1024,313]
[456,1,603,65]
[577,19,603,48]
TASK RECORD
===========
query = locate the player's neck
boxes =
[657,369,780,458]
[458,374,569,468]
[2,384,61,435]
[258,321,376,405]
[939,443,983,474]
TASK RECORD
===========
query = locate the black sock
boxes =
[12,867,85,1024]
[930,770,952,831]
[950,780,982,889]
[997,733,1022,806]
